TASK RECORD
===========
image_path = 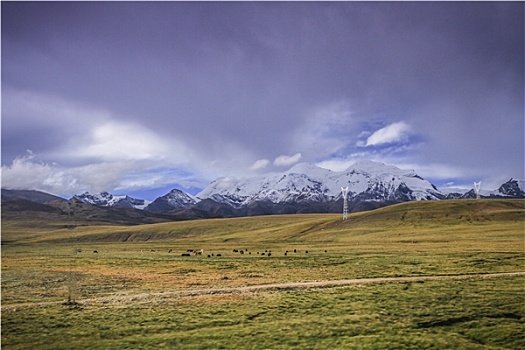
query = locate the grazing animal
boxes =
[187,249,194,252]
[168,249,172,253]
[294,249,297,253]
[240,250,244,254]
[216,254,222,257]
[268,253,271,257]
[194,249,204,255]
[181,253,191,257]
[305,250,309,254]
[261,252,265,256]
[93,250,98,253]
[284,252,288,256]
[233,249,239,253]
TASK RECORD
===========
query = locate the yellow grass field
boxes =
[2,199,524,349]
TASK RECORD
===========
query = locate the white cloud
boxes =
[274,153,302,167]
[1,146,207,197]
[250,158,270,171]
[1,151,146,195]
[1,89,219,195]
[1,152,60,192]
[4,88,198,166]
[364,121,411,147]
[63,120,177,162]
[1,153,79,194]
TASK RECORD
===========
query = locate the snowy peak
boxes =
[144,189,197,212]
[72,192,150,210]
[286,162,331,176]
[347,160,390,172]
[444,178,525,199]
[71,162,524,216]
[493,178,525,198]
[163,189,198,206]
[197,160,442,206]
[73,191,111,205]
[345,160,416,177]
[338,161,439,201]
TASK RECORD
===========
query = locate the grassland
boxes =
[2,199,524,349]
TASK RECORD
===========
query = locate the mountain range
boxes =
[2,160,524,222]
[73,191,151,209]
[197,161,443,207]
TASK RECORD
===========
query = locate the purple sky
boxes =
[2,1,523,199]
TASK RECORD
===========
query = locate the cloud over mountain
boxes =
[274,153,302,167]
[364,122,411,147]
[2,2,523,199]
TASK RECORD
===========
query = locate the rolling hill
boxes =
[5,199,521,245]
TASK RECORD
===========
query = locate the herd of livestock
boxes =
[82,247,325,257]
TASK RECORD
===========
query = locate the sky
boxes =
[2,1,524,200]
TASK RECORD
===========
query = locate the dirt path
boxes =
[4,272,524,310]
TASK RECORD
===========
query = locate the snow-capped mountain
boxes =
[441,179,525,199]
[144,189,198,212]
[70,161,524,216]
[491,178,525,198]
[197,160,443,208]
[72,192,151,210]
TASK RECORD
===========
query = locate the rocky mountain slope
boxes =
[494,178,525,197]
[144,189,197,213]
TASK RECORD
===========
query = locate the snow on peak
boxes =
[286,162,331,175]
[197,160,441,204]
[143,188,197,212]
[165,189,198,205]
[72,191,150,210]
[345,160,415,177]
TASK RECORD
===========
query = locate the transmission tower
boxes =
[341,187,349,220]
[473,181,482,199]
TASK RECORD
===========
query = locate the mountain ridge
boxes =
[3,161,524,220]
[73,191,151,210]
[196,160,444,207]
[144,189,197,212]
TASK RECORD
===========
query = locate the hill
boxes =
[7,199,521,245]
[1,196,183,239]
[1,188,66,204]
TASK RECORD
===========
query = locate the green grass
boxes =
[2,277,523,349]
[2,199,524,349]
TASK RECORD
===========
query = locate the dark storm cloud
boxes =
[2,1,523,195]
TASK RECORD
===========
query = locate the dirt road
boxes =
[3,271,524,311]
[111,272,525,302]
